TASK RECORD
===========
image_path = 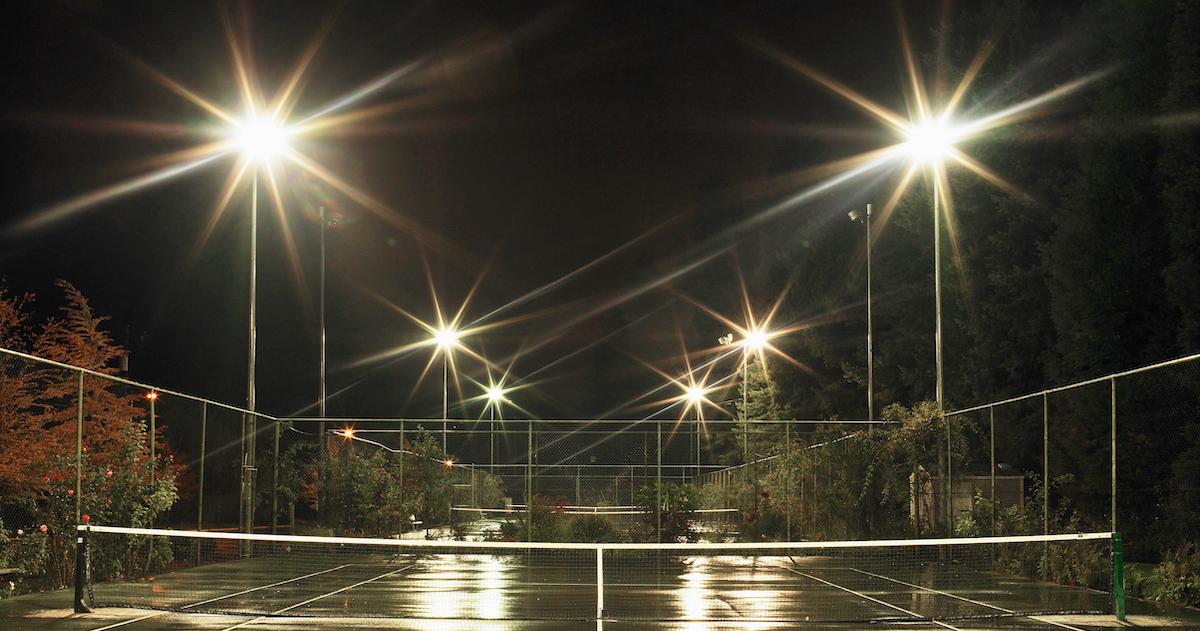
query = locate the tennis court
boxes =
[67,526,1127,630]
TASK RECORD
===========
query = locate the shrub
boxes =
[1154,543,1200,608]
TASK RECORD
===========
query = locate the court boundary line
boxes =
[786,567,964,630]
[180,564,352,609]
[845,567,1088,631]
[218,564,416,630]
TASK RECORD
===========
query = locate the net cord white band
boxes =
[78,524,1112,552]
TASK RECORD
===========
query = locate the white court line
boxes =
[85,612,164,631]
[786,567,964,631]
[84,562,354,630]
[181,564,352,608]
[218,563,416,630]
[846,567,1088,631]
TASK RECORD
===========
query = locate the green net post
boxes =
[1113,531,1126,621]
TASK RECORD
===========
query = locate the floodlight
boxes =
[338,427,356,439]
[433,327,460,350]
[741,328,769,351]
[685,386,707,404]
[848,209,862,222]
[145,391,159,401]
[486,386,506,403]
[904,118,956,164]
[232,115,290,163]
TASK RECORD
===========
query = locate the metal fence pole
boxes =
[946,412,953,536]
[271,420,280,534]
[397,420,404,530]
[1043,392,1049,536]
[1110,377,1117,534]
[198,403,207,531]
[989,405,995,537]
[656,420,662,542]
[149,394,156,482]
[75,371,84,523]
[785,418,791,541]
[527,420,533,542]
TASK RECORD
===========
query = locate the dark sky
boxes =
[1,1,930,420]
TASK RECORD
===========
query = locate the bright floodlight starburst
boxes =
[13,4,447,283]
[903,116,961,165]
[433,327,460,350]
[231,115,291,163]
[486,385,506,403]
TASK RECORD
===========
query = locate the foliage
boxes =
[0,281,179,594]
[635,483,698,543]
[1153,543,1200,608]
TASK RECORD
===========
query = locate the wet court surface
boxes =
[5,551,1200,630]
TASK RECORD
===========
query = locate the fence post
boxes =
[1043,392,1049,537]
[946,412,953,537]
[149,393,156,482]
[527,420,533,543]
[785,419,791,541]
[198,403,207,531]
[75,371,84,523]
[656,420,662,542]
[1110,377,1117,534]
[272,420,280,535]
[989,405,995,537]
[403,422,408,532]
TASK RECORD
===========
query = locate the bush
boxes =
[1154,543,1200,608]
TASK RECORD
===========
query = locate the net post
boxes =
[595,546,604,626]
[73,525,92,614]
[1113,531,1126,621]
[75,370,84,524]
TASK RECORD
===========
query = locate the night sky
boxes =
[3,1,961,420]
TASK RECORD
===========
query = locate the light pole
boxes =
[317,205,329,525]
[684,385,706,481]
[485,385,507,475]
[904,117,958,535]
[903,119,956,413]
[230,114,291,538]
[848,203,874,421]
[432,327,460,454]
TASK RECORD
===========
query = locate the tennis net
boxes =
[76,525,1121,624]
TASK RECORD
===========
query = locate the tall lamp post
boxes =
[229,114,291,538]
[432,327,460,453]
[485,385,507,475]
[848,203,874,421]
[903,117,960,535]
[684,385,707,481]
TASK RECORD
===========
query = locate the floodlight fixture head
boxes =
[903,117,958,164]
[232,114,290,163]
[848,209,862,222]
[433,327,460,350]
[685,385,707,404]
[741,328,769,351]
[486,385,506,403]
